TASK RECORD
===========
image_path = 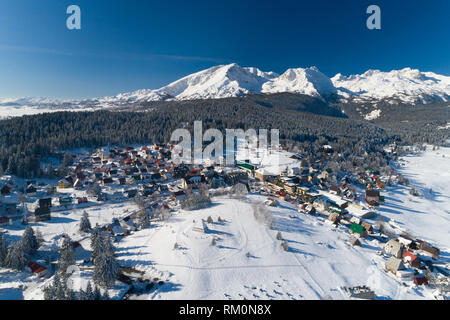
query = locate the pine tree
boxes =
[102,234,115,259]
[0,233,8,267]
[85,281,94,300]
[5,241,27,271]
[93,285,102,300]
[93,251,120,288]
[79,211,92,233]
[54,273,66,300]
[58,235,76,274]
[21,226,38,258]
[90,225,102,262]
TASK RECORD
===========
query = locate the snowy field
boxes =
[115,195,435,300]
[379,146,450,254]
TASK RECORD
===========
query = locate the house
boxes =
[255,169,274,182]
[59,196,72,206]
[39,198,52,209]
[365,190,380,206]
[349,236,361,246]
[402,250,422,268]
[58,179,71,189]
[35,206,51,221]
[0,216,12,226]
[413,277,428,286]
[27,261,48,277]
[344,286,375,300]
[77,197,88,204]
[385,257,405,275]
[384,239,404,258]
[417,241,440,259]
[182,175,206,189]
[329,186,340,195]
[349,223,368,238]
[107,219,126,236]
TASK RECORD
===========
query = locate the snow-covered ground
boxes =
[115,195,434,300]
[1,146,448,300]
[378,146,450,252]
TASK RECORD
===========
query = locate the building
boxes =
[27,261,48,277]
[384,239,404,258]
[385,257,405,275]
[402,250,422,268]
[417,240,440,259]
[349,223,368,238]
[365,190,380,206]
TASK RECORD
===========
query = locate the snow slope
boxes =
[379,146,450,251]
[115,195,434,300]
[332,68,450,104]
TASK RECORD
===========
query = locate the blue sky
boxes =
[0,0,449,99]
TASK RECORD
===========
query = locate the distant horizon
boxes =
[1,0,449,99]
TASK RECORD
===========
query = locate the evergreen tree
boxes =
[91,230,106,264]
[58,235,76,274]
[21,226,38,258]
[102,234,115,259]
[93,285,102,300]
[79,211,92,233]
[0,233,8,267]
[5,241,27,271]
[93,251,120,288]
[85,281,94,300]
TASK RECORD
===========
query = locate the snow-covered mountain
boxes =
[98,64,339,104]
[2,64,450,115]
[99,63,279,103]
[332,68,450,104]
[99,64,450,104]
[262,67,337,97]
[0,96,63,106]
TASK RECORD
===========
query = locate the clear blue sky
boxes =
[0,0,449,99]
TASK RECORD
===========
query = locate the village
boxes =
[0,142,448,300]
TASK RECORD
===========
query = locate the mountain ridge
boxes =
[2,64,450,108]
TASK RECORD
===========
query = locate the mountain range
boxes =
[1,63,450,109]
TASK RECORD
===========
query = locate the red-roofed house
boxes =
[27,262,47,277]
[403,250,422,268]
